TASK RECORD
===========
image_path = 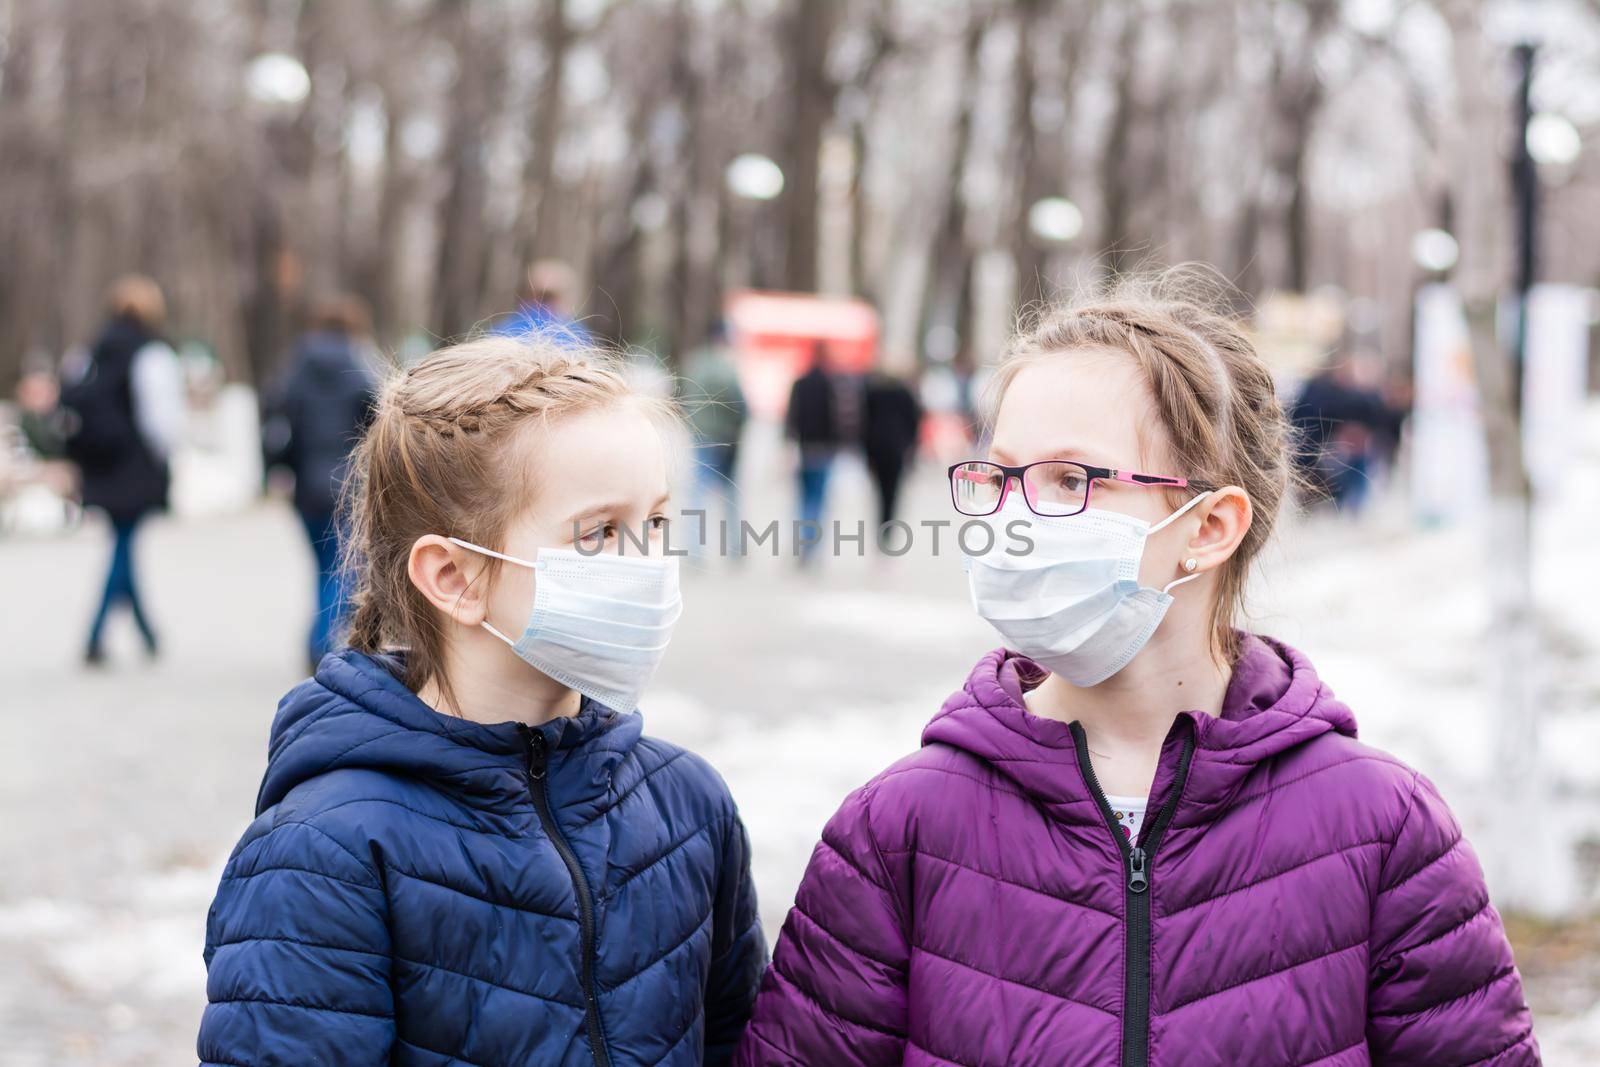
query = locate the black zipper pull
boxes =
[1127,846,1148,893]
[526,728,548,780]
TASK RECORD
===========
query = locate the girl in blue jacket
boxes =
[198,335,766,1066]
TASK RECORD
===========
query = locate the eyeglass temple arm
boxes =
[1112,469,1190,487]
[954,464,1195,489]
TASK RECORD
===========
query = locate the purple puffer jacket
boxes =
[736,635,1539,1067]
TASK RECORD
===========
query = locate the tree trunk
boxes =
[1099,10,1142,278]
[1264,0,1336,293]
[919,19,984,364]
[781,0,837,293]
[1009,1,1046,313]
[516,0,571,269]
[1439,0,1541,913]
[431,0,497,339]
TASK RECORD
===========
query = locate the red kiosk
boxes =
[723,290,880,418]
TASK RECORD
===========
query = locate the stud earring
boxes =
[1183,558,1198,572]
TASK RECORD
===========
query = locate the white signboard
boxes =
[1412,284,1488,524]
[1411,282,1594,521]
[1520,284,1593,499]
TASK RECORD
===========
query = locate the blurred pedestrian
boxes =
[1290,350,1404,513]
[199,335,764,1067]
[262,295,379,672]
[492,259,591,347]
[15,367,67,459]
[678,320,747,555]
[784,342,842,563]
[737,276,1537,1066]
[60,274,184,665]
[860,369,923,534]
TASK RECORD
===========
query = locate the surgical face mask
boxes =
[963,492,1211,687]
[449,539,682,713]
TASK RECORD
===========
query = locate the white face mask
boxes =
[963,492,1211,687]
[449,539,682,712]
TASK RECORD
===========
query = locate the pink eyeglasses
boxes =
[948,460,1211,518]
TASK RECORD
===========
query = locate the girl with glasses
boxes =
[736,272,1537,1066]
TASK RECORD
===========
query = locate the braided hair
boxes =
[340,334,664,702]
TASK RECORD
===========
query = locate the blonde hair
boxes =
[987,268,1293,664]
[107,274,166,332]
[342,333,668,702]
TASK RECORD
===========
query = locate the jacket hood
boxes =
[922,633,1357,826]
[256,649,642,815]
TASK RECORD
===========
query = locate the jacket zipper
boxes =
[1070,721,1196,1067]
[526,728,612,1067]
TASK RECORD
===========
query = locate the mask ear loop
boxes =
[1161,570,1205,595]
[448,536,538,569]
[1150,492,1213,596]
[447,537,537,646]
[1146,489,1213,535]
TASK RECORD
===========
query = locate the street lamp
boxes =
[1410,228,1459,273]
[1526,112,1581,167]
[245,52,310,108]
[1027,197,1083,244]
[725,153,785,202]
[725,154,785,290]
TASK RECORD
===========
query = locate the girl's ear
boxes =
[1187,486,1252,573]
[408,535,492,627]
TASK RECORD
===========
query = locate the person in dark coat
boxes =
[1289,351,1404,512]
[860,370,923,534]
[784,343,843,563]
[262,296,378,670]
[61,275,185,664]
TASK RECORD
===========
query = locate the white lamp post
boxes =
[1027,197,1083,244]
[245,52,311,109]
[725,153,785,202]
[1410,228,1459,273]
[1526,112,1580,167]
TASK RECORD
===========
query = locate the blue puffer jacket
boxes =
[197,650,766,1066]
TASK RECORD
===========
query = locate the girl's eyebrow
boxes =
[565,502,631,525]
[989,444,1106,466]
[566,492,672,525]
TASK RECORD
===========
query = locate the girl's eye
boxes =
[648,515,669,531]
[577,524,613,547]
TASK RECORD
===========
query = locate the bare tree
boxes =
[781,0,841,293]
[2,0,1598,414]
[430,0,503,339]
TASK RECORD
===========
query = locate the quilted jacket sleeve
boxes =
[704,811,768,1066]
[1366,773,1539,1065]
[197,818,395,1067]
[734,784,910,1066]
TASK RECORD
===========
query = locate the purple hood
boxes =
[923,634,1359,828]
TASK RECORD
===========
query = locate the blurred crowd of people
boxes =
[781,343,923,562]
[2,261,1424,671]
